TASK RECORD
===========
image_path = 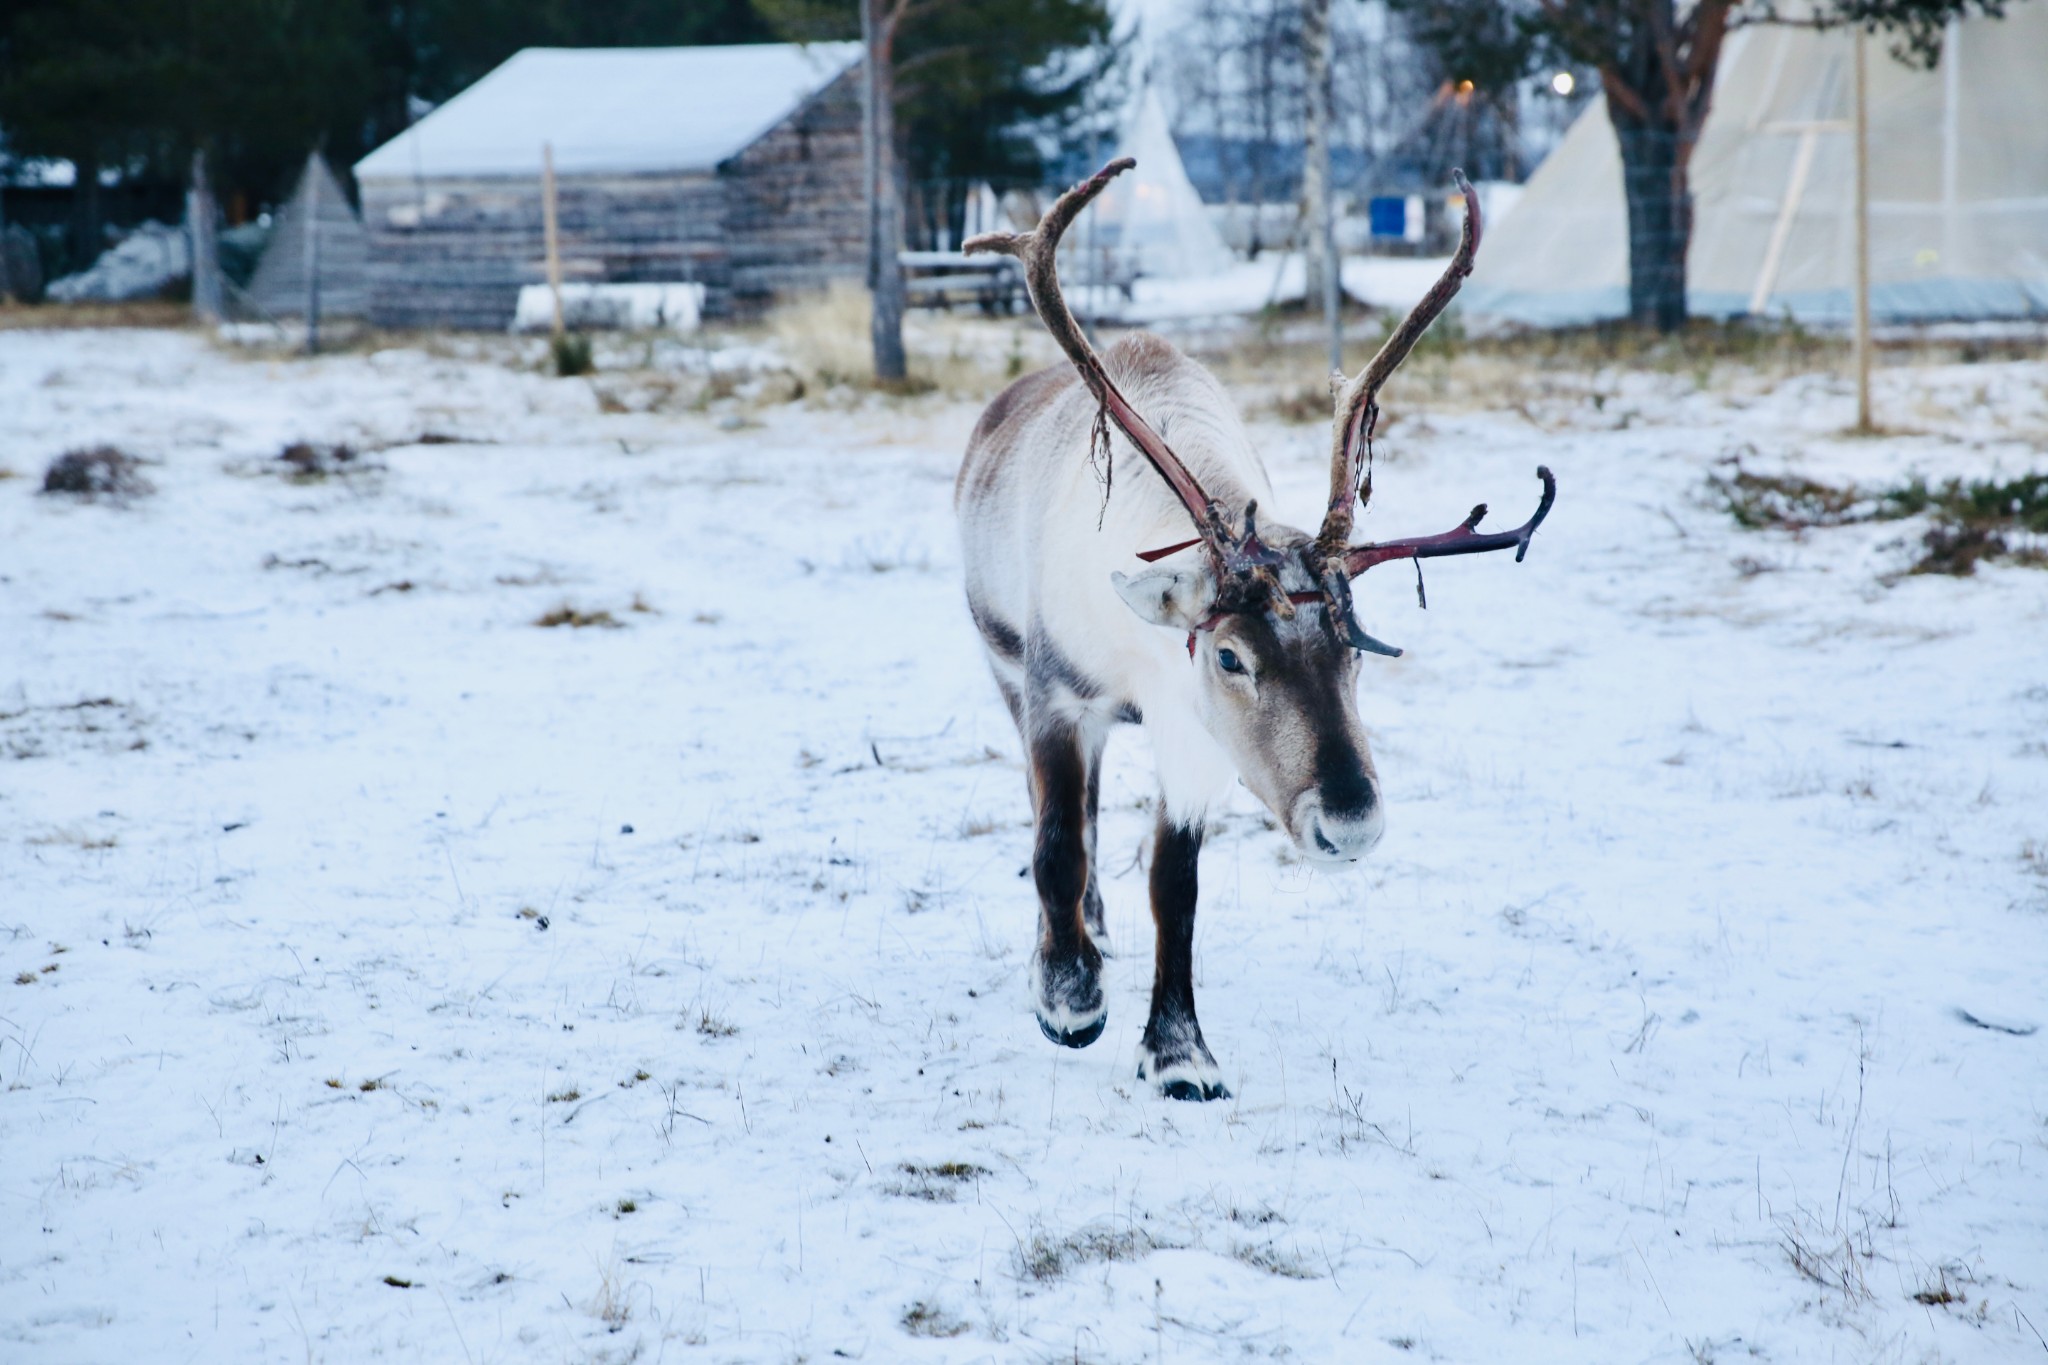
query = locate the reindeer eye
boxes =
[1216,647,1247,675]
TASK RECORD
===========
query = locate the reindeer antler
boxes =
[1304,176,1554,655]
[975,161,1555,658]
[1316,170,1483,562]
[966,159,1240,571]
[1344,465,1556,576]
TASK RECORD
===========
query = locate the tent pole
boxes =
[542,142,565,338]
[1852,29,1872,433]
[304,153,322,356]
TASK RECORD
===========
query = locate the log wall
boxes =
[721,69,867,309]
[359,68,865,330]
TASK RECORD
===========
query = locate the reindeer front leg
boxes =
[1028,718,1106,1047]
[1137,814,1229,1101]
[1081,740,1109,951]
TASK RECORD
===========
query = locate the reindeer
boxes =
[956,160,1553,1101]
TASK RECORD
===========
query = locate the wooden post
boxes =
[303,153,322,355]
[542,141,565,337]
[1852,28,1873,432]
[1321,168,1342,378]
[860,2,908,384]
[1303,0,1340,372]
[189,150,223,324]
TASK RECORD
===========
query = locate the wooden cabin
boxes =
[352,43,865,329]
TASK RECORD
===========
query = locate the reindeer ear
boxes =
[1110,566,1215,630]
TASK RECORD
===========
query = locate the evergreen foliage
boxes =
[757,0,1114,194]
[0,0,773,234]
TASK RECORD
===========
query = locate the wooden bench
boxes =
[898,251,1027,313]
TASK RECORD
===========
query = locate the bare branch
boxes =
[1599,66,1654,122]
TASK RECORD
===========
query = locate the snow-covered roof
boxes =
[354,42,862,182]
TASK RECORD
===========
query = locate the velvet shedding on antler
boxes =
[1316,168,1484,560]
[966,159,1298,614]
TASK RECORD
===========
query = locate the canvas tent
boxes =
[352,43,864,327]
[1464,5,2048,326]
[1084,88,1236,281]
[247,153,368,319]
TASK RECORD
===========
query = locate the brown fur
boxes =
[957,363,1074,502]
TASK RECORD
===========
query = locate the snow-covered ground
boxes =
[1081,253,1454,324]
[3,327,2046,1364]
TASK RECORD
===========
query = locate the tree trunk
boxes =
[862,0,908,384]
[1609,113,1690,332]
[1597,0,1731,334]
[188,149,224,324]
[70,151,104,271]
[1300,0,1333,309]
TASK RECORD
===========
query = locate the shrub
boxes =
[42,446,151,500]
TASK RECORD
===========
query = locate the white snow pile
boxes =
[514,283,707,334]
[46,221,191,303]
[3,328,2046,1362]
[1085,253,1457,324]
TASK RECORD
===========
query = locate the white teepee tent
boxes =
[1465,5,2048,326]
[248,153,369,319]
[1084,88,1235,280]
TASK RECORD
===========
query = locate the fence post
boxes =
[303,153,323,355]
[1852,29,1873,432]
[542,141,565,337]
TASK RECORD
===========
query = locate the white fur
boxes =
[1027,953,1106,1036]
[1134,1042,1229,1099]
[958,337,1278,818]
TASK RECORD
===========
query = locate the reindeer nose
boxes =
[1295,791,1384,863]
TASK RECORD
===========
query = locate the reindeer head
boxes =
[967,161,1553,862]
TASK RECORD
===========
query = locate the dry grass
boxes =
[1188,309,2040,427]
[694,1009,737,1039]
[901,1300,970,1338]
[535,605,622,629]
[760,282,1046,398]
[1233,1241,1321,1279]
[766,281,876,391]
[276,441,368,484]
[42,446,153,500]
[0,300,191,331]
[1016,1223,1168,1283]
[1711,466,2048,575]
[887,1161,991,1202]
[587,1255,633,1332]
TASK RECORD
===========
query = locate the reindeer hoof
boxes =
[1137,1045,1230,1102]
[1038,1012,1107,1048]
[1159,1076,1230,1102]
[1029,951,1105,1049]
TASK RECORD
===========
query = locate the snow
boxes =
[46,222,189,303]
[1089,90,1237,281]
[0,156,79,189]
[353,44,863,182]
[1088,253,1456,324]
[514,284,706,334]
[3,327,2046,1363]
